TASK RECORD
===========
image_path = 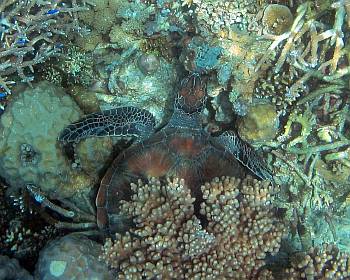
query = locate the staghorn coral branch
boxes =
[256,1,348,82]
[0,0,90,93]
[329,3,346,72]
[0,75,15,94]
[255,2,309,72]
[287,139,350,155]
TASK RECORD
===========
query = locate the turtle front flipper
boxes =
[59,107,156,144]
[214,131,274,182]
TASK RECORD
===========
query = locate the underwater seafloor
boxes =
[1,0,350,279]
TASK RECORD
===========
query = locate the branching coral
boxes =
[252,1,350,254]
[0,0,90,94]
[278,107,316,148]
[79,0,155,50]
[255,64,305,115]
[101,176,285,279]
[256,1,349,92]
[284,244,350,279]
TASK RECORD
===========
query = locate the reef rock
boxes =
[107,52,178,123]
[35,233,112,280]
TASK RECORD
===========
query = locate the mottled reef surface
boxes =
[1,0,350,279]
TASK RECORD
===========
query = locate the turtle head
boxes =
[175,73,207,115]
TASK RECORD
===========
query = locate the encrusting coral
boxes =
[101,176,285,279]
[0,81,113,216]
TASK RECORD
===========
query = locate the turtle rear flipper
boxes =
[59,107,156,144]
[214,131,274,182]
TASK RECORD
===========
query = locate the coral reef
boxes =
[237,103,279,144]
[1,214,57,266]
[190,0,262,35]
[0,0,90,95]
[0,82,92,199]
[254,65,305,115]
[0,81,113,212]
[35,233,112,279]
[58,45,94,86]
[251,0,350,256]
[106,50,178,123]
[78,0,155,50]
[180,36,223,73]
[0,0,350,278]
[40,45,96,87]
[256,1,349,78]
[101,176,285,279]
[283,244,350,279]
[0,180,60,274]
[66,85,102,113]
[78,0,118,36]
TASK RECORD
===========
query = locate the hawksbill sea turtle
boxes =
[28,73,273,234]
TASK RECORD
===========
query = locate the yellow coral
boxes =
[237,103,279,143]
[93,9,117,35]
[262,4,294,35]
[280,108,316,147]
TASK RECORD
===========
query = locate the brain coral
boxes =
[0,82,93,199]
[101,176,285,279]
